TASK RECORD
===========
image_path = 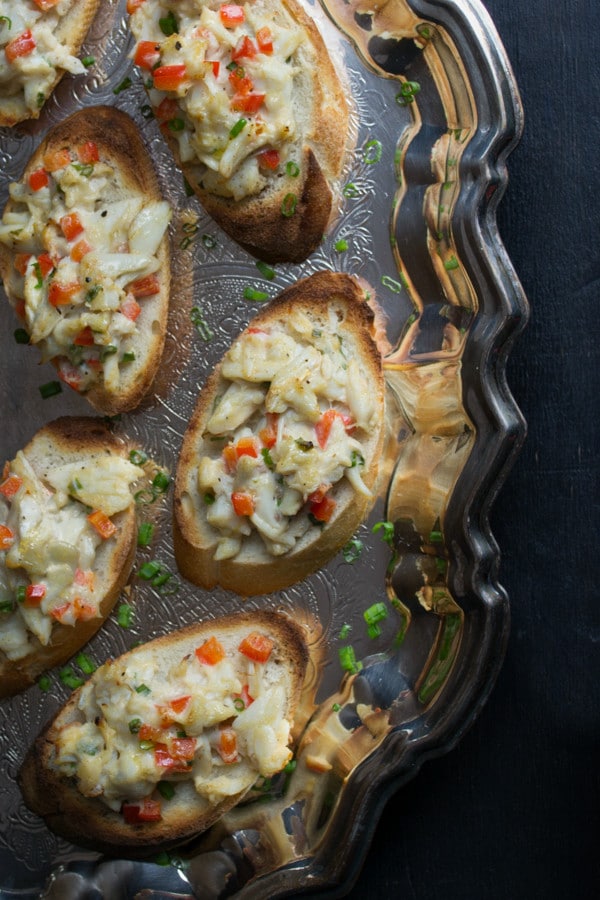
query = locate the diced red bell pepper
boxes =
[0,473,23,498]
[70,238,93,262]
[74,568,95,588]
[37,253,56,278]
[315,409,355,449]
[48,281,80,307]
[234,683,254,708]
[232,35,257,61]
[0,524,15,551]
[134,40,161,70]
[258,412,279,448]
[154,737,196,770]
[219,4,245,27]
[77,141,99,164]
[207,60,220,77]
[157,695,191,726]
[309,493,336,523]
[122,798,162,823]
[235,436,259,458]
[217,728,238,764]
[120,295,142,321]
[231,491,255,517]
[231,92,265,114]
[126,0,146,13]
[60,212,84,242]
[43,148,72,172]
[195,635,226,665]
[24,583,47,607]
[257,148,280,171]
[73,596,96,620]
[125,273,160,297]
[73,326,95,347]
[155,97,180,121]
[6,30,36,64]
[56,359,83,390]
[139,723,162,742]
[228,67,253,94]
[256,27,274,54]
[14,254,31,276]
[28,168,49,192]
[238,631,274,663]
[153,64,187,92]
[33,0,61,10]
[87,509,117,539]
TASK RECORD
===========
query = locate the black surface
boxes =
[342,0,600,897]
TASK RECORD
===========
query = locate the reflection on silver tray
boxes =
[0,0,527,896]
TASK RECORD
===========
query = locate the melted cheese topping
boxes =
[0,451,143,661]
[197,307,377,559]
[0,149,171,395]
[52,634,292,812]
[0,1,87,117]
[130,0,304,200]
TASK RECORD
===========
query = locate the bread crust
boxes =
[129,0,349,263]
[18,610,308,856]
[0,0,102,127]
[0,106,171,416]
[173,271,385,595]
[0,417,140,698]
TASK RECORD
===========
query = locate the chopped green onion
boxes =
[363,139,383,165]
[203,491,216,505]
[381,274,404,293]
[395,80,421,106]
[435,556,447,575]
[334,238,348,252]
[342,539,363,563]
[350,450,364,467]
[332,702,341,712]
[15,327,31,344]
[138,560,162,581]
[281,193,297,217]
[343,182,359,198]
[202,233,217,249]
[139,739,154,750]
[261,447,274,469]
[59,667,85,690]
[0,600,14,613]
[230,118,247,138]
[75,652,96,674]
[69,477,82,493]
[243,286,269,302]
[168,117,185,131]
[256,260,275,280]
[137,522,155,548]
[444,255,459,271]
[338,645,362,674]
[364,602,388,626]
[135,683,151,695]
[129,449,149,466]
[39,380,62,399]
[113,77,132,95]
[367,623,382,639]
[81,55,95,68]
[233,698,245,712]
[285,160,300,177]
[372,520,395,546]
[117,602,133,628]
[338,623,351,639]
[295,438,313,451]
[72,163,94,177]
[33,261,43,289]
[429,529,443,543]
[15,585,26,604]
[190,305,214,340]
[152,470,171,494]
[128,718,142,734]
[159,11,178,35]
[154,851,172,866]
[0,16,12,29]
[157,781,176,800]
[100,345,118,361]
[38,674,52,692]
[122,350,136,362]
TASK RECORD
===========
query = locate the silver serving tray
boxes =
[0,0,527,896]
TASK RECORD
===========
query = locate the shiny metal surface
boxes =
[0,0,527,895]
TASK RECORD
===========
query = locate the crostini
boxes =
[127,0,349,262]
[0,417,149,698]
[0,106,172,416]
[0,0,102,127]
[173,271,386,595]
[19,610,308,855]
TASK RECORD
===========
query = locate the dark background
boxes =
[344,0,599,897]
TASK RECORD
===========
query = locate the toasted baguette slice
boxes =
[18,610,308,856]
[0,0,101,127]
[0,106,172,416]
[128,0,349,263]
[174,271,385,595]
[0,417,147,698]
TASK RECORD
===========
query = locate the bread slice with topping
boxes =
[18,609,308,855]
[128,0,349,262]
[0,0,102,127]
[0,417,149,697]
[0,106,172,416]
[173,271,385,595]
